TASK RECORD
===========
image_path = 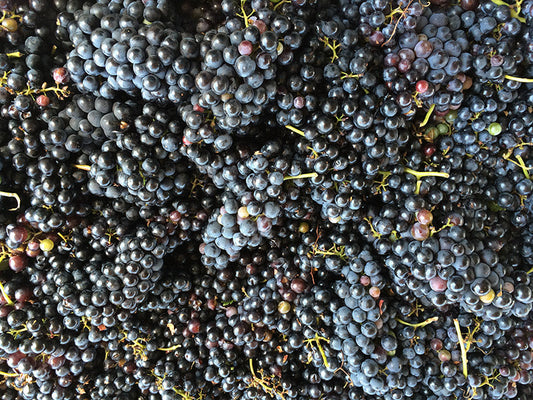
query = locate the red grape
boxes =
[416,80,429,93]
[430,338,443,351]
[36,95,50,107]
[290,278,307,293]
[429,276,447,292]
[8,225,28,243]
[411,222,430,241]
[9,254,27,272]
[238,40,253,56]
[414,40,433,58]
[416,209,433,225]
[52,67,69,84]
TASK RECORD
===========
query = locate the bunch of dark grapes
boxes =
[61,0,189,101]
[1,0,533,399]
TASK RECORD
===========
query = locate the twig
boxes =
[0,191,21,211]
[396,316,438,329]
[453,318,468,378]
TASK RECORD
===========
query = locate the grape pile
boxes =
[1,0,533,399]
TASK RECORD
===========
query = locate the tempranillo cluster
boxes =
[0,0,533,399]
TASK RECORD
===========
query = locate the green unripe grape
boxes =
[437,123,449,135]
[424,127,439,141]
[444,110,457,123]
[488,123,502,136]
[40,239,54,252]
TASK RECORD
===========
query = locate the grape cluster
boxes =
[61,0,189,101]
[1,0,533,399]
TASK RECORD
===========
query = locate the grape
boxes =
[414,40,433,58]
[8,226,28,243]
[488,122,503,136]
[416,209,433,225]
[8,254,27,272]
[429,276,448,292]
[411,222,430,241]
[35,94,50,107]
[52,67,69,84]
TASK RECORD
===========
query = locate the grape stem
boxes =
[0,190,21,211]
[403,168,450,179]
[272,0,290,11]
[403,168,449,195]
[249,359,286,400]
[382,0,430,46]
[489,0,525,22]
[283,172,318,181]
[73,164,91,171]
[57,232,71,244]
[172,387,195,400]
[502,146,532,179]
[504,75,533,83]
[157,344,182,352]
[304,333,331,368]
[0,371,19,377]
[363,216,382,239]
[18,82,70,100]
[514,155,530,180]
[285,125,305,137]
[395,316,438,329]
[308,242,347,260]
[236,0,255,28]
[8,324,28,339]
[429,218,454,236]
[453,318,468,378]
[340,71,362,80]
[0,281,14,306]
[374,171,392,194]
[319,37,341,63]
[419,104,435,127]
[0,10,22,23]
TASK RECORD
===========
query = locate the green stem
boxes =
[404,168,450,179]
[283,172,318,181]
[0,371,19,377]
[403,168,449,195]
[505,75,533,83]
[249,358,256,377]
[314,336,330,369]
[236,0,254,27]
[515,155,530,180]
[285,125,305,137]
[454,318,468,378]
[73,164,91,171]
[272,0,290,10]
[0,281,14,305]
[157,344,181,352]
[429,218,454,236]
[340,72,362,80]
[419,104,435,127]
[172,387,194,400]
[363,217,382,239]
[304,333,331,369]
[0,191,21,211]
[396,316,438,329]
[490,1,525,22]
